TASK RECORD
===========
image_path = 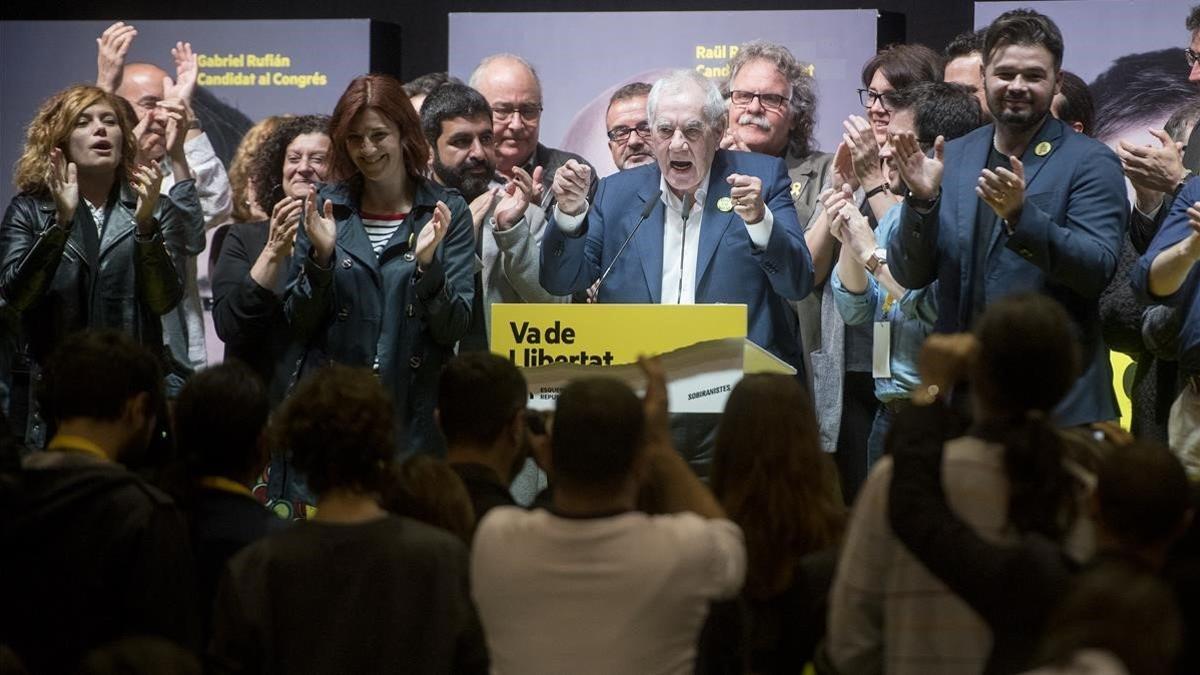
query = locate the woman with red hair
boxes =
[288,74,474,455]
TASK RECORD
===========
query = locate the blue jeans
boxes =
[867,403,895,470]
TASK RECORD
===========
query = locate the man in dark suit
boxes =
[540,69,814,375]
[887,8,1128,426]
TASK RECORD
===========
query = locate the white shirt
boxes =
[555,166,776,302]
[471,507,746,675]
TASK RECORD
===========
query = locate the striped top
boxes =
[360,211,408,256]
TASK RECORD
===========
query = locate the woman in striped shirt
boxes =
[287,74,475,456]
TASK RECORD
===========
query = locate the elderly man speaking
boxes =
[540,69,814,376]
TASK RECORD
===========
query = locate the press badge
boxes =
[873,321,892,379]
[873,294,893,379]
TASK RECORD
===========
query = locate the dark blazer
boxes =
[286,179,475,456]
[210,221,304,404]
[540,149,814,374]
[888,117,1129,425]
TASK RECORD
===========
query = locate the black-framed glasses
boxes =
[857,88,890,109]
[729,90,789,110]
[492,104,543,122]
[1186,48,1200,67]
[607,121,652,143]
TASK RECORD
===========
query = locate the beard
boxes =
[989,95,1048,133]
[433,154,495,202]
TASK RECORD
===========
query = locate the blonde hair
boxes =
[13,85,138,197]
[228,114,291,223]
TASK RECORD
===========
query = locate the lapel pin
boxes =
[716,196,734,212]
[790,181,803,200]
[407,232,416,250]
[1035,141,1052,157]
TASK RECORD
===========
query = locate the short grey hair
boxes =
[647,70,727,133]
[468,53,543,102]
[724,40,819,158]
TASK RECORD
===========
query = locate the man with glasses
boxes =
[542,70,814,381]
[470,53,597,208]
[722,41,833,230]
[605,82,655,171]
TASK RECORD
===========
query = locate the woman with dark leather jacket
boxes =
[0,84,202,446]
[288,74,474,457]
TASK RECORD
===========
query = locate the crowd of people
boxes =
[2,4,1200,674]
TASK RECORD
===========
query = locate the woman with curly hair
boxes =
[0,84,201,446]
[212,114,330,402]
[290,74,475,456]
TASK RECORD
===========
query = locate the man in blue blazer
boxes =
[887,9,1129,425]
[540,70,815,375]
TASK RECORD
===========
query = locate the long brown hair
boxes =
[13,85,138,197]
[711,374,846,599]
[327,74,429,182]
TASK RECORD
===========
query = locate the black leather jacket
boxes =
[0,179,201,443]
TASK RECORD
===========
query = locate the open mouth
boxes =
[91,140,114,152]
[669,160,693,172]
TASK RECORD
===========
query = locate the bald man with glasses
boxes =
[470,53,597,209]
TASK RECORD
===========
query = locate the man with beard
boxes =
[421,83,565,350]
[888,9,1128,426]
[96,24,232,379]
[943,29,992,122]
[606,82,655,171]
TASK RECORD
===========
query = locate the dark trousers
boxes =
[835,371,877,506]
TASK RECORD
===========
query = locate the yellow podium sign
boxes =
[491,303,747,368]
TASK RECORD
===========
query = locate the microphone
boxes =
[676,192,695,303]
[595,190,662,295]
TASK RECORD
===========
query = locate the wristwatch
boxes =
[864,247,887,274]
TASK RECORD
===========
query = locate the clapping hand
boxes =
[130,163,164,231]
[890,131,944,201]
[495,166,540,231]
[265,197,303,262]
[304,186,337,265]
[843,115,884,188]
[415,200,452,269]
[48,148,79,225]
[165,41,198,106]
[96,22,136,93]
[977,157,1025,222]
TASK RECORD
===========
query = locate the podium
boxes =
[491,303,795,413]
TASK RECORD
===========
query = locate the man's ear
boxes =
[124,391,152,427]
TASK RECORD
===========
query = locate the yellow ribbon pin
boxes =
[1035,141,1052,157]
[717,197,734,212]
[790,182,803,200]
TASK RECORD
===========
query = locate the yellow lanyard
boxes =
[198,475,254,498]
[46,435,109,462]
[881,293,895,316]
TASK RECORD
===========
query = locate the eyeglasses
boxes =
[607,121,652,143]
[857,88,891,109]
[1186,48,1200,67]
[654,122,707,143]
[729,90,789,110]
[491,104,543,122]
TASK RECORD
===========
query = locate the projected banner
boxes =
[0,19,375,207]
[448,10,878,177]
